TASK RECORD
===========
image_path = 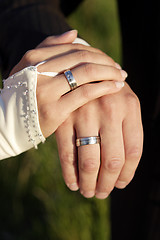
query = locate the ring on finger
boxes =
[76,136,100,147]
[64,69,78,90]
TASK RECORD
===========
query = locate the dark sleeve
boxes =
[0,0,82,78]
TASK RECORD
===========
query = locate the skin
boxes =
[52,31,143,199]
[56,83,143,199]
[11,30,143,199]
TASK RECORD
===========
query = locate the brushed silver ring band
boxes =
[64,70,78,90]
[76,136,101,147]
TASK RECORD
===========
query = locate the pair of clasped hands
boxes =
[11,30,143,199]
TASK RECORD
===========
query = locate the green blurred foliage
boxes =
[68,0,122,63]
[0,0,121,239]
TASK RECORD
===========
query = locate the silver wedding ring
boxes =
[76,136,101,147]
[64,70,78,90]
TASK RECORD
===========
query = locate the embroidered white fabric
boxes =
[0,37,89,160]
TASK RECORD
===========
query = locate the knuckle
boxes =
[106,55,115,65]
[80,158,99,173]
[95,48,105,55]
[24,48,42,65]
[90,46,106,56]
[125,93,140,109]
[100,95,115,108]
[80,85,92,100]
[105,101,116,114]
[77,102,95,121]
[24,49,37,64]
[100,97,117,119]
[37,37,50,47]
[43,36,53,44]
[126,147,142,160]
[39,102,58,125]
[104,158,124,173]
[39,104,51,123]
[60,152,75,167]
[78,50,90,61]
[45,36,52,41]
[84,63,95,77]
[72,43,86,52]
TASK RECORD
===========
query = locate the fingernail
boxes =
[95,192,109,199]
[115,81,125,89]
[61,29,78,36]
[81,191,95,198]
[115,63,122,69]
[115,180,127,189]
[68,183,79,191]
[120,70,128,79]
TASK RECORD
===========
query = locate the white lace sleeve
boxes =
[0,66,46,160]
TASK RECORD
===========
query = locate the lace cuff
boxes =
[0,66,45,160]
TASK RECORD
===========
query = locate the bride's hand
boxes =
[11,30,127,138]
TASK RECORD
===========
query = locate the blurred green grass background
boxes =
[0,0,121,239]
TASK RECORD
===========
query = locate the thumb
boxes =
[37,30,78,48]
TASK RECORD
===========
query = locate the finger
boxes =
[95,121,125,200]
[115,97,143,189]
[37,30,109,57]
[55,120,79,191]
[37,43,107,56]
[38,50,117,73]
[37,30,78,48]
[56,81,125,121]
[38,64,127,99]
[27,44,116,68]
[75,104,100,198]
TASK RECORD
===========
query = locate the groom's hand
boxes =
[55,83,143,199]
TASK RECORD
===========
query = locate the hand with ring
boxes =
[56,82,143,199]
[10,30,127,141]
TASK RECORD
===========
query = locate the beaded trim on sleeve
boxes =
[2,66,46,149]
